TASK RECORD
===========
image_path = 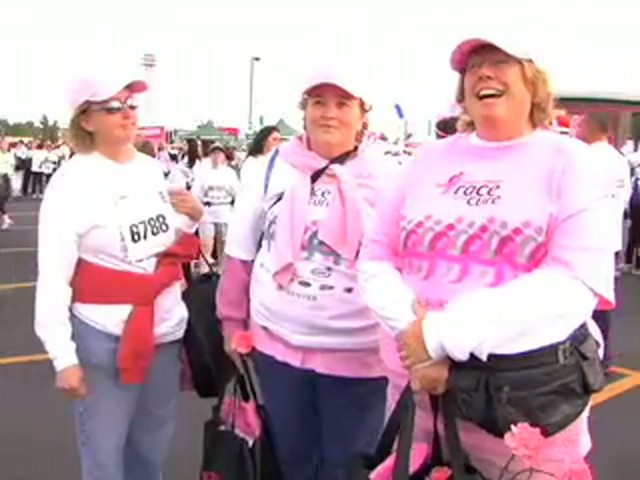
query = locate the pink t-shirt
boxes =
[359,130,615,372]
[357,129,613,470]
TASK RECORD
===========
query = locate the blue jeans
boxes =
[253,350,387,480]
[71,317,181,480]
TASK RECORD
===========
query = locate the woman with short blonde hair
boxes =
[359,38,610,478]
[35,70,203,480]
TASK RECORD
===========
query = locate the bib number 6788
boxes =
[129,214,170,243]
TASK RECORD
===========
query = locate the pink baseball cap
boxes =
[302,67,366,101]
[450,38,533,73]
[67,72,148,112]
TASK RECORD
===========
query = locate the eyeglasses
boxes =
[89,97,140,115]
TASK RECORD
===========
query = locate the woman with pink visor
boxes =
[217,68,401,479]
[358,38,611,478]
[34,71,203,480]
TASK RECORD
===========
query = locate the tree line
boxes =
[0,115,61,143]
[1,113,640,148]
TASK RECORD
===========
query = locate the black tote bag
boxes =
[181,256,235,399]
[200,354,283,480]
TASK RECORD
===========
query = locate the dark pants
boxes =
[593,309,612,367]
[31,172,44,195]
[0,174,10,215]
[20,168,31,196]
[253,350,387,480]
[625,206,640,268]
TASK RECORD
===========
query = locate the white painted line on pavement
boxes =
[0,282,35,291]
[7,212,37,217]
[0,248,37,253]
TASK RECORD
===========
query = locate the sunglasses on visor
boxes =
[88,97,140,114]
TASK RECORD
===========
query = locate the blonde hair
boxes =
[67,107,95,154]
[298,95,371,145]
[455,60,554,133]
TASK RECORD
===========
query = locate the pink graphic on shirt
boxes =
[437,171,503,207]
[423,222,457,278]
[490,226,526,286]
[399,216,547,286]
[436,171,465,193]
[301,222,348,267]
[451,222,491,283]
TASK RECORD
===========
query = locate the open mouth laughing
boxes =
[475,88,505,101]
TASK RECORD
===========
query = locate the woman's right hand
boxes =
[223,337,243,370]
[55,365,88,399]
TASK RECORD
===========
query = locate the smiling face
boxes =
[80,88,140,148]
[462,45,533,138]
[304,84,366,155]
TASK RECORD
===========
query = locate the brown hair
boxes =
[136,140,156,157]
[298,96,371,145]
[67,108,95,154]
[455,60,554,133]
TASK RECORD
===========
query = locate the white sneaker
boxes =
[0,216,13,230]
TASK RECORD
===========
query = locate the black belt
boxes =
[456,323,590,371]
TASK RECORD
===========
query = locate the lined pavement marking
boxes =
[7,211,37,216]
[0,354,49,366]
[592,373,640,406]
[0,342,637,411]
[0,282,35,291]
[0,247,37,254]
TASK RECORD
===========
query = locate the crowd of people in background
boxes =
[0,139,71,229]
[2,119,640,276]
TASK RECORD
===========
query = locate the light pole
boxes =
[248,56,261,134]
[140,53,156,125]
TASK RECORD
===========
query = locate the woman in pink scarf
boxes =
[358,37,612,478]
[216,67,401,480]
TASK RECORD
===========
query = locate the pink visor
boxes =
[450,38,532,73]
[68,74,148,112]
[302,68,365,101]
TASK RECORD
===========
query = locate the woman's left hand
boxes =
[409,358,450,394]
[398,316,432,369]
[168,188,204,222]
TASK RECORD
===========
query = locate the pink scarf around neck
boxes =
[271,137,364,287]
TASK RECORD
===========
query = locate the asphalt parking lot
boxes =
[1,199,639,479]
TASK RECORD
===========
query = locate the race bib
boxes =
[203,185,232,205]
[116,190,176,262]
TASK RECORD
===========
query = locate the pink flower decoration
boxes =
[220,397,262,441]
[503,423,545,467]
[231,331,254,355]
[559,460,593,480]
[431,466,453,479]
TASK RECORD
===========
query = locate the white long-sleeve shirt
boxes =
[34,151,198,372]
[588,140,631,252]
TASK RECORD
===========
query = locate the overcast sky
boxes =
[1,0,639,138]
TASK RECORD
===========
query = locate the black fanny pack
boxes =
[438,324,605,479]
[447,323,605,439]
